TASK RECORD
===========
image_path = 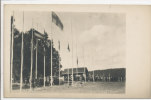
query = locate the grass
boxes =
[12,81,125,94]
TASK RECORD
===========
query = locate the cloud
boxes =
[78,24,125,70]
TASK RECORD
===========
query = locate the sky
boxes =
[13,11,126,71]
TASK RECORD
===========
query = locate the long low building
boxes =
[61,67,126,83]
[88,68,126,82]
[62,67,88,82]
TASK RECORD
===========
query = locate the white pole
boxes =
[75,33,78,79]
[67,43,69,85]
[44,47,45,87]
[20,11,24,92]
[51,12,53,86]
[35,24,38,79]
[83,48,86,83]
[59,56,60,85]
[10,11,14,92]
[35,39,38,79]
[30,20,34,90]
[58,41,60,85]
[51,30,53,87]
[92,54,95,82]
[71,19,74,86]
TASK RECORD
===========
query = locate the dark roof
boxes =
[28,28,45,39]
[88,68,126,77]
[33,29,45,39]
[62,67,88,75]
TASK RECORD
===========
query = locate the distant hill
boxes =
[88,68,126,82]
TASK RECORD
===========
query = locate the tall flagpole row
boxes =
[11,11,73,90]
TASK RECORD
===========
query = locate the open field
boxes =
[13,82,125,94]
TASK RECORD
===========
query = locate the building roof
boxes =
[62,67,88,75]
[33,29,45,39]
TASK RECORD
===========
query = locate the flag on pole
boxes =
[67,43,70,52]
[52,11,64,30]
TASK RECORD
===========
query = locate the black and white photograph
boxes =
[3,4,151,98]
[9,11,126,94]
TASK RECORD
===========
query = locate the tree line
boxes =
[12,28,62,84]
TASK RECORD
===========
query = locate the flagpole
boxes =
[51,37,53,86]
[67,43,70,85]
[44,47,46,87]
[92,54,94,82]
[92,55,95,82]
[93,70,95,82]
[51,11,64,86]
[35,39,38,79]
[35,23,38,79]
[30,20,34,91]
[20,11,24,92]
[75,32,78,79]
[71,19,74,86]
[83,48,86,83]
[59,56,60,85]
[58,43,60,85]
[10,11,14,92]
[58,41,60,85]
[51,11,53,87]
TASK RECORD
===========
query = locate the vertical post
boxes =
[35,23,38,80]
[68,68,69,85]
[92,54,95,82]
[30,27,34,90]
[67,43,70,85]
[10,12,14,92]
[109,73,110,82]
[83,48,86,83]
[44,47,45,87]
[35,39,38,79]
[51,34,53,86]
[58,41,60,85]
[76,33,78,80]
[20,11,24,92]
[71,19,74,86]
[76,61,78,81]
[93,70,95,82]
[59,56,60,85]
[51,12,53,86]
